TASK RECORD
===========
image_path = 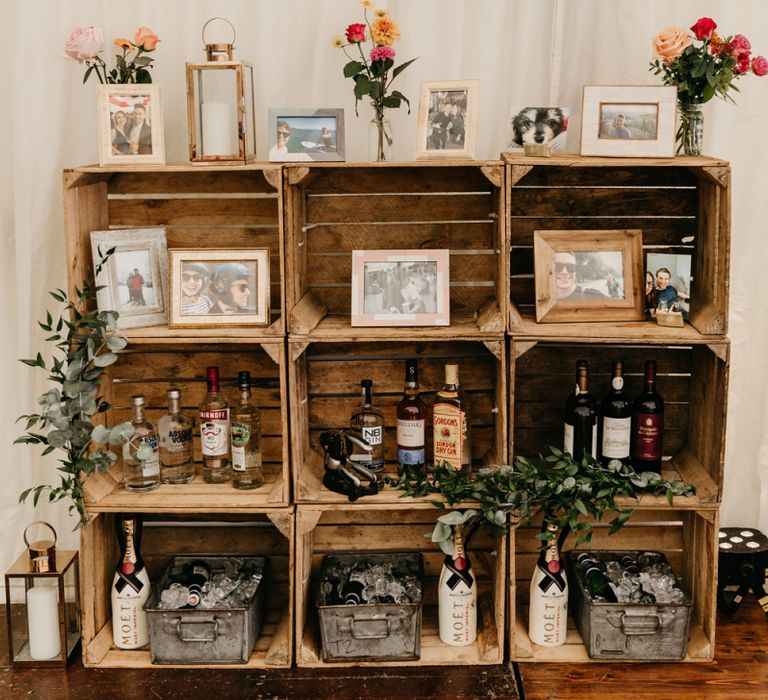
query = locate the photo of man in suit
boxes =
[129,102,152,155]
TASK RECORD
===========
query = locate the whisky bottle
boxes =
[396,359,427,469]
[122,395,160,492]
[199,366,230,483]
[231,370,264,490]
[563,360,597,461]
[111,514,150,649]
[528,522,568,647]
[158,388,195,484]
[349,379,385,472]
[433,364,471,472]
[438,524,477,646]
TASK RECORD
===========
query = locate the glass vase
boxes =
[677,101,704,156]
[368,111,393,162]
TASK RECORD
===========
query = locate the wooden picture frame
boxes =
[415,80,479,160]
[169,249,271,327]
[97,84,165,166]
[90,227,169,329]
[533,230,645,323]
[351,249,450,327]
[579,85,677,158]
[267,108,345,162]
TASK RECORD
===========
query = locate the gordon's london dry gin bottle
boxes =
[433,364,471,472]
[111,514,150,649]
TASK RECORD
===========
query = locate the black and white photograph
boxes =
[507,106,569,152]
[267,109,345,161]
[98,84,165,165]
[553,250,624,301]
[646,252,692,316]
[426,90,468,151]
[599,103,659,140]
[416,80,479,159]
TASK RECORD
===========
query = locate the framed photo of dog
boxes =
[415,80,479,159]
[506,106,570,152]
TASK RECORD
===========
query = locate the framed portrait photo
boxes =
[97,84,165,166]
[506,106,570,152]
[351,249,450,327]
[90,227,169,329]
[415,80,479,159]
[579,85,677,157]
[169,249,270,327]
[533,230,645,323]
[267,108,345,162]
[646,252,692,318]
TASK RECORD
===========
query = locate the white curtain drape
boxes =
[2,0,766,576]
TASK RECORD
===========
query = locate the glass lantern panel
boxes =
[7,577,62,662]
[196,68,240,157]
[244,65,256,156]
[63,561,81,654]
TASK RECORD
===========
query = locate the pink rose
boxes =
[345,23,366,44]
[732,34,751,56]
[652,27,692,63]
[370,45,395,62]
[751,55,768,77]
[690,17,716,41]
[64,25,104,62]
[134,26,160,51]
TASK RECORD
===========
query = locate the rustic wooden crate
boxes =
[509,509,719,662]
[284,162,506,340]
[84,340,291,509]
[509,339,729,507]
[296,504,506,667]
[505,154,730,338]
[289,339,507,504]
[80,510,294,669]
[63,164,286,339]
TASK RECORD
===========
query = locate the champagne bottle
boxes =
[184,560,211,607]
[599,360,632,467]
[631,360,664,473]
[575,552,618,603]
[528,522,568,647]
[433,364,471,472]
[438,524,477,646]
[564,361,597,461]
[111,514,150,649]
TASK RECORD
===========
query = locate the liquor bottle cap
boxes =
[206,366,219,381]
[405,359,417,380]
[238,370,251,388]
[361,379,373,390]
[131,395,145,406]
[445,364,459,385]
[167,388,181,400]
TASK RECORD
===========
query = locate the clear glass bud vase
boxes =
[368,110,393,162]
[677,101,704,156]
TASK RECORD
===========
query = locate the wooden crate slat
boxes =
[305,166,495,194]
[511,165,699,188]
[109,170,278,195]
[108,197,278,226]
[508,218,697,246]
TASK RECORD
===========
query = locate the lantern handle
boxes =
[23,520,57,548]
[202,17,236,47]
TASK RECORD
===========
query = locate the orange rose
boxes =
[652,27,692,63]
[134,26,160,51]
[114,38,132,50]
[371,16,400,46]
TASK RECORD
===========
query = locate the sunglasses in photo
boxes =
[555,262,576,273]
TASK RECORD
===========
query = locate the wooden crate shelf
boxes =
[63,164,286,338]
[84,340,290,509]
[289,339,507,504]
[80,510,294,669]
[509,509,719,662]
[504,154,730,337]
[509,339,728,508]
[296,504,506,667]
[284,162,506,340]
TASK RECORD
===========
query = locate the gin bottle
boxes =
[349,379,385,471]
[122,395,160,492]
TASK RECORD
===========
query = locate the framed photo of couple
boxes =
[97,84,166,165]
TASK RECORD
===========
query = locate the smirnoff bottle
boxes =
[199,366,230,483]
[433,364,471,472]
[528,522,568,647]
[438,524,477,646]
[111,514,150,649]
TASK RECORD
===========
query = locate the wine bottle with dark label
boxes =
[631,359,664,473]
[111,514,150,649]
[599,360,631,466]
[563,360,597,461]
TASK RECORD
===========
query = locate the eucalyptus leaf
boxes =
[92,352,117,367]
[431,521,451,543]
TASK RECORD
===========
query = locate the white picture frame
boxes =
[415,79,479,160]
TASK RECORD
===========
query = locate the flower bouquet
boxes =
[650,17,766,154]
[333,1,417,160]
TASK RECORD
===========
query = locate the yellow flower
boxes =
[371,16,400,46]
[374,9,389,17]
[360,0,373,7]
[332,35,345,48]
[114,38,132,50]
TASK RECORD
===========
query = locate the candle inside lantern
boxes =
[27,585,61,660]
[201,101,236,156]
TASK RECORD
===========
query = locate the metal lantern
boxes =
[4,522,81,667]
[186,18,256,163]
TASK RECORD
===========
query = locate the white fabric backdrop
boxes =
[1,0,767,576]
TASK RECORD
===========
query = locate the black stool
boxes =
[717,527,768,615]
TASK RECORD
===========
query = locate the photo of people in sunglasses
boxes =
[180,260,257,316]
[553,251,624,301]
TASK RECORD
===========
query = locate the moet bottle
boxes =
[396,359,427,469]
[433,364,471,472]
[199,366,230,483]
[438,524,477,646]
[158,388,195,484]
[231,370,264,490]
[563,360,597,461]
[349,379,385,471]
[599,361,632,467]
[122,395,160,492]
[528,522,568,647]
[111,514,150,649]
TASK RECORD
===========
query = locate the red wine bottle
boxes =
[631,360,664,473]
[564,360,597,461]
[599,360,631,467]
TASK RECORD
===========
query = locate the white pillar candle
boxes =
[27,585,62,660]
[201,101,236,156]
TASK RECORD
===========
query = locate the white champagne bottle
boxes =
[111,514,151,649]
[438,524,477,646]
[528,522,568,647]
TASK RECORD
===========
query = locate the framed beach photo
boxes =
[415,80,479,159]
[533,230,645,323]
[90,227,169,329]
[580,85,677,157]
[351,249,450,327]
[97,84,165,166]
[169,249,270,327]
[506,106,570,152]
[267,108,345,162]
